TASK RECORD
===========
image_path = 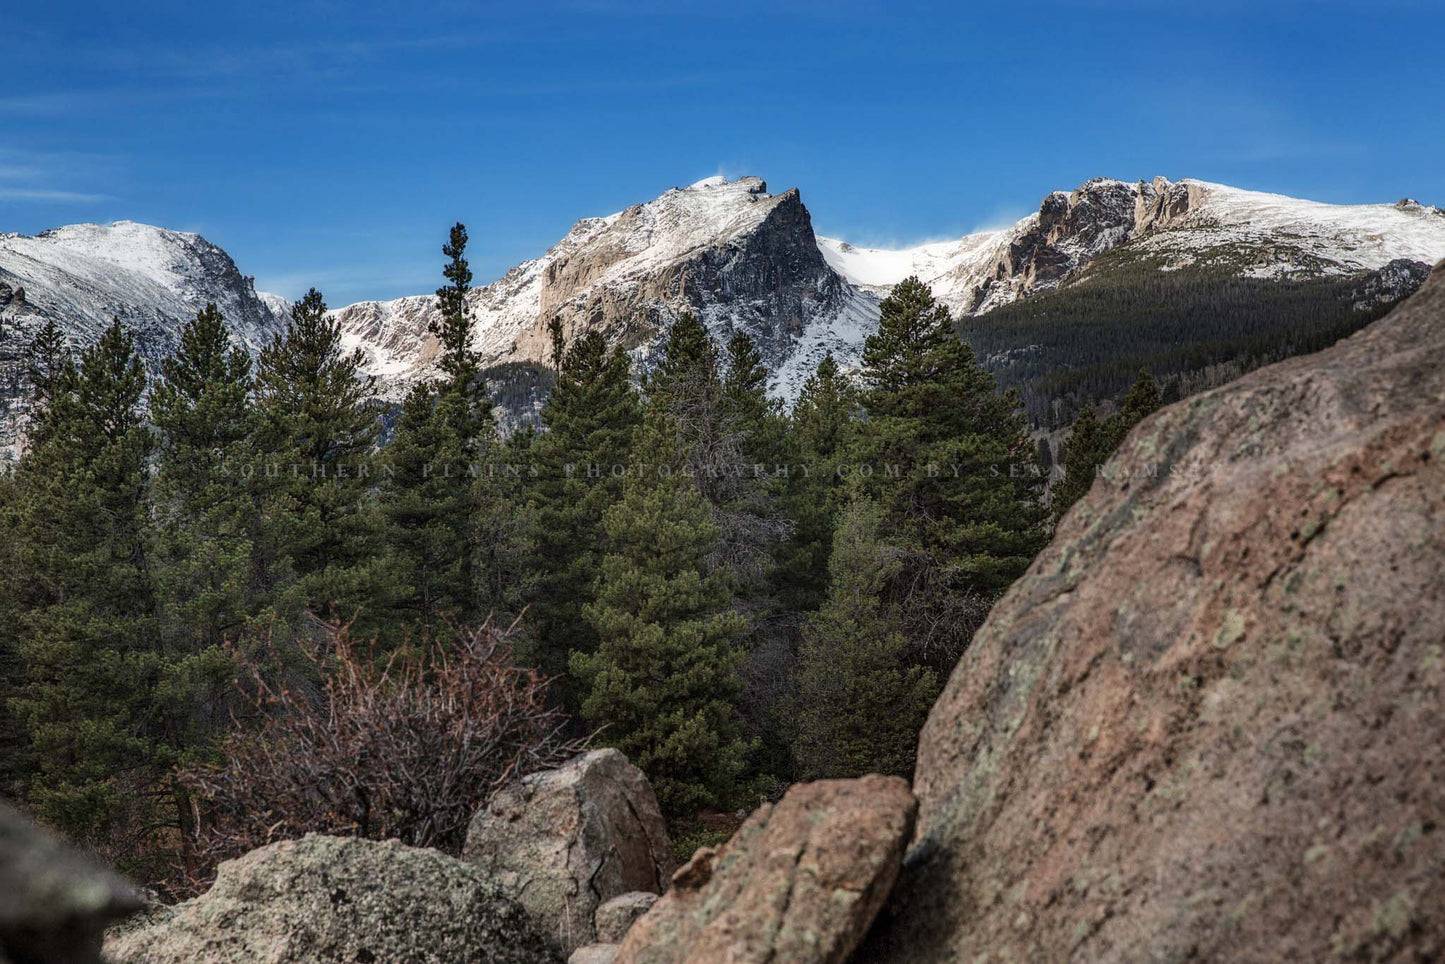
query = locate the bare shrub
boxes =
[178,615,586,890]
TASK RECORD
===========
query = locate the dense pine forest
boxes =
[0,225,1077,894]
[964,242,1417,426]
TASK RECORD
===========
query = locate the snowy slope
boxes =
[5,176,1441,456]
[817,231,1017,308]
[334,175,1445,409]
[1133,180,1445,277]
[0,221,288,353]
[0,220,290,459]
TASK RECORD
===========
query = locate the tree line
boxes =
[0,226,1052,890]
[962,246,1414,427]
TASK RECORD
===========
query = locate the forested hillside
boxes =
[0,226,1048,895]
[961,243,1429,426]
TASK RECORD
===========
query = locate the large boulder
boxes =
[463,749,674,954]
[0,800,141,963]
[616,774,915,963]
[863,263,1445,960]
[103,834,557,963]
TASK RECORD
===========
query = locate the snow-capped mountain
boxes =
[3,175,1441,457]
[334,175,875,404]
[0,221,290,457]
[818,177,1445,316]
[335,175,1445,406]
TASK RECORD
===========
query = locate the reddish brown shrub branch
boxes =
[178,616,586,890]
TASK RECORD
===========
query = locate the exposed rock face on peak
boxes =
[616,774,915,964]
[963,177,1163,312]
[0,800,142,963]
[463,748,675,955]
[860,262,1445,961]
[103,834,558,964]
[821,176,1445,318]
[333,175,873,404]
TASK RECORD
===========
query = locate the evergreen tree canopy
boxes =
[1051,368,1164,524]
[790,497,938,780]
[572,407,749,815]
[430,222,494,449]
[21,317,72,443]
[524,320,640,697]
[255,288,384,620]
[779,352,857,610]
[1052,402,1107,524]
[853,277,1048,614]
[6,320,161,850]
[150,303,263,652]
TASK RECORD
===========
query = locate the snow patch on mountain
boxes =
[0,220,290,460]
[1133,181,1445,278]
[0,220,288,353]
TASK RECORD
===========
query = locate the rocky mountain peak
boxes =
[333,174,866,407]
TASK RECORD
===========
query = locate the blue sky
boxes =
[2,0,1442,305]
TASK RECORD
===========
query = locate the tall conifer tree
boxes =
[150,304,263,652]
[790,497,938,780]
[779,352,857,610]
[6,321,162,849]
[255,288,385,623]
[851,276,1048,663]
[572,405,750,816]
[524,320,640,701]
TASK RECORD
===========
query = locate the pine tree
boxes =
[722,331,779,461]
[523,320,640,700]
[431,222,486,439]
[851,276,1048,663]
[381,224,516,632]
[1052,403,1107,523]
[381,382,473,636]
[647,312,718,412]
[6,320,162,851]
[1052,369,1163,524]
[255,288,386,624]
[779,352,857,610]
[0,323,74,798]
[21,316,71,445]
[147,304,276,870]
[1116,368,1163,426]
[150,304,262,652]
[790,498,938,780]
[572,407,749,816]
[0,462,24,798]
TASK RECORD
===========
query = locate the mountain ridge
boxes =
[3,175,1442,457]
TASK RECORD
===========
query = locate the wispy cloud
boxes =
[0,148,117,205]
[0,187,112,203]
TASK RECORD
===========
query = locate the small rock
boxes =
[464,749,674,955]
[615,774,916,964]
[568,944,619,964]
[595,892,658,943]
